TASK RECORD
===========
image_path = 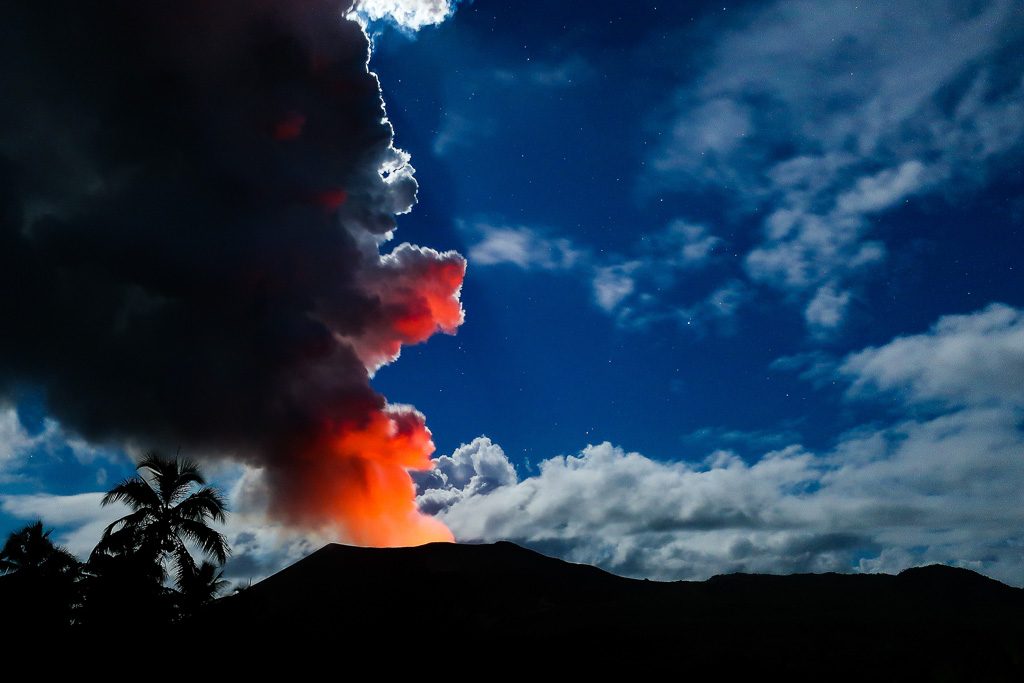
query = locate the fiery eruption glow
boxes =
[280,406,455,546]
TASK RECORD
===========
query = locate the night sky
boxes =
[2,0,1023,585]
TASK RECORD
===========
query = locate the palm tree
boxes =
[0,521,81,628]
[93,452,229,586]
[0,520,79,577]
[177,560,230,615]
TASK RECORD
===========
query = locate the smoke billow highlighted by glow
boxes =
[349,0,454,31]
[279,405,454,545]
[0,1,464,546]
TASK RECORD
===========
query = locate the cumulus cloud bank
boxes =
[419,304,1024,585]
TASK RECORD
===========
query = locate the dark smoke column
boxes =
[0,1,464,545]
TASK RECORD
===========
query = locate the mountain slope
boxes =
[206,542,1023,675]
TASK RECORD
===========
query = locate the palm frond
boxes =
[165,459,205,506]
[178,518,230,564]
[101,477,161,511]
[175,487,228,523]
[176,458,205,486]
[135,450,169,475]
[93,509,150,558]
[170,540,198,587]
[137,450,179,504]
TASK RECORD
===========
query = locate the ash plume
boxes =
[0,0,464,544]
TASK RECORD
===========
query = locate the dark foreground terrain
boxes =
[4,540,1022,676]
[204,542,1023,676]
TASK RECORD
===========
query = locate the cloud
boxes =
[349,0,455,31]
[834,161,927,216]
[464,223,584,270]
[421,414,1024,585]
[0,407,118,480]
[0,407,41,474]
[653,0,1024,331]
[0,492,125,558]
[465,218,738,329]
[840,303,1024,408]
[645,221,722,268]
[493,56,594,88]
[419,304,1024,585]
[804,284,852,334]
[0,462,321,583]
[413,436,517,515]
[592,263,639,312]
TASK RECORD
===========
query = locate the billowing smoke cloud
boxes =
[0,1,463,545]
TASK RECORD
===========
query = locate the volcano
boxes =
[204,542,1024,675]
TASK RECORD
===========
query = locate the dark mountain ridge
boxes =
[206,541,1023,676]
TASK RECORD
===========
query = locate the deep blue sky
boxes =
[2,0,1023,584]
[369,0,1023,463]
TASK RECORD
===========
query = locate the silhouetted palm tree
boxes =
[0,520,79,577]
[0,521,81,628]
[93,452,229,584]
[177,560,230,616]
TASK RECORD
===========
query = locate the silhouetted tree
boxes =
[177,560,230,617]
[94,451,230,582]
[81,452,230,627]
[0,521,81,628]
[0,521,79,577]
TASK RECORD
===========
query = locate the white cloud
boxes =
[419,304,1024,585]
[592,263,638,312]
[466,218,737,329]
[0,407,38,472]
[835,161,926,216]
[0,492,124,558]
[805,284,852,334]
[678,279,748,329]
[0,407,110,479]
[649,220,722,267]
[0,463,320,583]
[840,303,1024,408]
[654,0,1024,331]
[421,411,1024,585]
[415,437,517,515]
[465,223,583,270]
[349,0,454,31]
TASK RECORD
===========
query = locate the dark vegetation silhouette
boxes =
[2,462,1023,675]
[0,452,231,632]
[0,520,81,629]
[206,543,1024,676]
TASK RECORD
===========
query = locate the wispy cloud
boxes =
[0,407,121,482]
[653,0,1024,332]
[839,303,1024,409]
[433,113,494,156]
[493,55,594,88]
[462,218,738,330]
[463,222,585,270]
